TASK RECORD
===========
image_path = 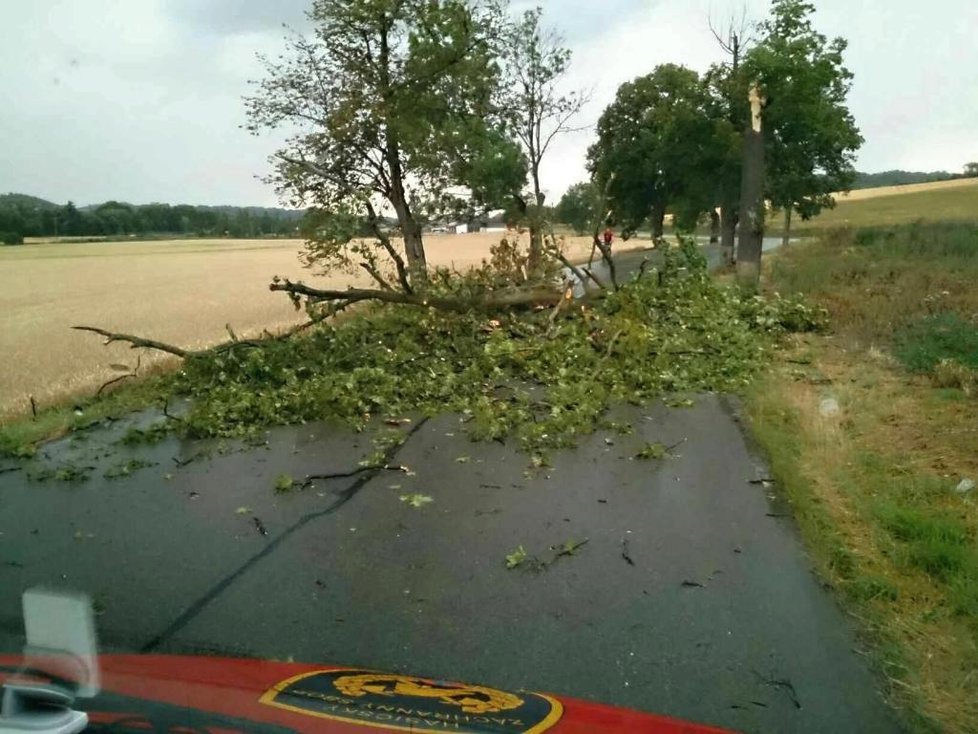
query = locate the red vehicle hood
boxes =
[1,655,737,734]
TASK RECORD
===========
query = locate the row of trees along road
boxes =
[246,0,860,310]
[571,0,862,286]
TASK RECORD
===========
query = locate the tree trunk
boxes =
[527,169,545,276]
[379,16,427,286]
[387,166,428,285]
[709,209,720,245]
[651,204,666,240]
[782,207,792,249]
[720,205,737,266]
[736,84,766,289]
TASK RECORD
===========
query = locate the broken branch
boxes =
[270,279,565,312]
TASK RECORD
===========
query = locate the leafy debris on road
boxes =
[506,539,590,572]
[104,459,156,479]
[274,473,295,493]
[400,493,434,508]
[169,242,818,466]
[665,396,695,408]
[681,580,705,588]
[505,545,528,569]
[235,506,252,515]
[253,516,268,536]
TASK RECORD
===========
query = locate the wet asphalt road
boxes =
[0,393,903,733]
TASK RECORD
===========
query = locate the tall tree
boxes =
[736,84,768,287]
[746,0,862,247]
[588,64,720,239]
[498,7,585,273]
[555,181,598,235]
[706,7,756,264]
[245,0,510,291]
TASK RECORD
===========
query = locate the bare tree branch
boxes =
[270,279,566,312]
[72,327,190,358]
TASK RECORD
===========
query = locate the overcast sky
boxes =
[1,0,976,207]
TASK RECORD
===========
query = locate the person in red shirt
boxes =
[602,226,614,250]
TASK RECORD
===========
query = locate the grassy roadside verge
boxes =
[745,223,978,733]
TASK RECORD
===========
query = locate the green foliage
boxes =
[636,442,668,460]
[745,0,863,218]
[589,64,728,236]
[1,231,24,245]
[894,314,978,374]
[274,474,296,494]
[505,545,528,569]
[878,505,975,586]
[245,0,514,283]
[555,182,599,235]
[119,422,171,446]
[172,245,811,461]
[103,459,156,479]
[28,464,92,483]
[0,195,300,241]
[739,292,829,333]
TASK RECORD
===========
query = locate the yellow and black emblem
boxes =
[261,669,563,733]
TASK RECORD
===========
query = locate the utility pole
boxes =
[736,83,766,288]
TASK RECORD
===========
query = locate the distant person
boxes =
[602,226,614,251]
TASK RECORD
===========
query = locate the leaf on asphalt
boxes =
[665,397,695,408]
[552,538,590,558]
[253,517,268,536]
[274,473,295,493]
[636,442,668,460]
[455,456,471,464]
[400,493,434,508]
[235,506,252,515]
[505,545,528,569]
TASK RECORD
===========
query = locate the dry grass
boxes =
[750,344,978,733]
[0,233,620,420]
[746,224,978,732]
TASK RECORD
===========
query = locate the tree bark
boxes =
[527,170,545,276]
[736,84,766,289]
[378,13,427,285]
[782,207,792,249]
[720,205,737,266]
[651,203,666,240]
[709,209,720,245]
[271,280,565,312]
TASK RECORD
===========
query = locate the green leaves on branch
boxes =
[173,244,820,461]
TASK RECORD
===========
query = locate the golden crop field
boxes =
[0,232,618,420]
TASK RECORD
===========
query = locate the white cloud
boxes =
[0,0,976,206]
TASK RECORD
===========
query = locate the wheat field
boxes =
[0,233,617,420]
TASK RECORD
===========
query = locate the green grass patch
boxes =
[894,313,978,374]
[0,375,174,458]
[788,180,978,231]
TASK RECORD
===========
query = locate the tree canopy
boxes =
[745,0,863,220]
[245,0,515,290]
[587,64,727,237]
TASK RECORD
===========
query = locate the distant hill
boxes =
[0,193,59,210]
[852,170,955,190]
